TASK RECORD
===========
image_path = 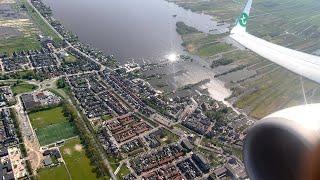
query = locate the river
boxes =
[43,0,229,63]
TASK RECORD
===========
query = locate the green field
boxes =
[60,138,98,180]
[160,128,180,145]
[117,164,131,179]
[198,43,232,57]
[64,54,77,63]
[20,0,62,43]
[11,83,37,95]
[29,106,77,146]
[0,0,42,55]
[0,35,41,55]
[29,107,66,129]
[171,0,320,119]
[37,165,70,180]
[36,121,77,146]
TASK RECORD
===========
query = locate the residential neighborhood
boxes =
[0,0,256,179]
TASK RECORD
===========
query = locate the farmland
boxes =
[170,0,320,119]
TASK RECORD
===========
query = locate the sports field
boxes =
[60,138,98,180]
[29,106,77,146]
[29,107,66,129]
[36,121,77,146]
[37,165,70,180]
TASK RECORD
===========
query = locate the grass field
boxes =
[117,164,131,179]
[198,43,232,57]
[29,107,66,129]
[107,155,121,172]
[0,35,41,55]
[160,128,180,145]
[60,138,98,180]
[64,54,77,63]
[36,121,77,146]
[29,106,77,146]
[11,83,37,95]
[0,0,43,55]
[37,165,70,180]
[20,0,62,43]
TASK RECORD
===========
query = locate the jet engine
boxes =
[244,104,320,180]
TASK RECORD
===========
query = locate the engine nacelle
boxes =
[244,104,320,180]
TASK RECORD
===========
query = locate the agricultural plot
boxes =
[171,0,320,119]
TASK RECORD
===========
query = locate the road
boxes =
[13,88,42,174]
[64,76,117,180]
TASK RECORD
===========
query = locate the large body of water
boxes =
[43,0,233,102]
[43,0,229,63]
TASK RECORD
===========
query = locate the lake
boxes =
[43,0,229,63]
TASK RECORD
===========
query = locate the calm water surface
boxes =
[43,0,229,63]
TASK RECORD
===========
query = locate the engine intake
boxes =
[244,104,320,180]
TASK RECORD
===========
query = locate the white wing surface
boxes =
[230,0,320,84]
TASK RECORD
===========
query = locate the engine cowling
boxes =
[244,104,320,180]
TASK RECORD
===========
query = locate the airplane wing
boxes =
[229,0,320,84]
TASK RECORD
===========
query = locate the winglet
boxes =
[231,0,252,34]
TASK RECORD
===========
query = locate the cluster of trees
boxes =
[0,70,36,80]
[210,58,233,68]
[205,107,230,125]
[9,109,34,179]
[0,70,50,82]
[56,78,66,89]
[61,101,110,178]
[214,65,247,78]
[176,21,199,35]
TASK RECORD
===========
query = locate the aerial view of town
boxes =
[0,0,320,179]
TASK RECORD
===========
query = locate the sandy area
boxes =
[200,79,231,102]
[74,144,83,152]
[0,0,15,4]
[63,148,71,155]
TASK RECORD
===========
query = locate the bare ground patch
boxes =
[63,148,71,155]
[74,144,83,152]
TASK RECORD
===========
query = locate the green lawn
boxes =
[37,165,70,180]
[107,155,121,171]
[101,114,113,121]
[64,54,77,63]
[160,129,180,145]
[117,164,131,179]
[60,138,98,180]
[29,107,66,129]
[11,83,37,95]
[36,121,77,146]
